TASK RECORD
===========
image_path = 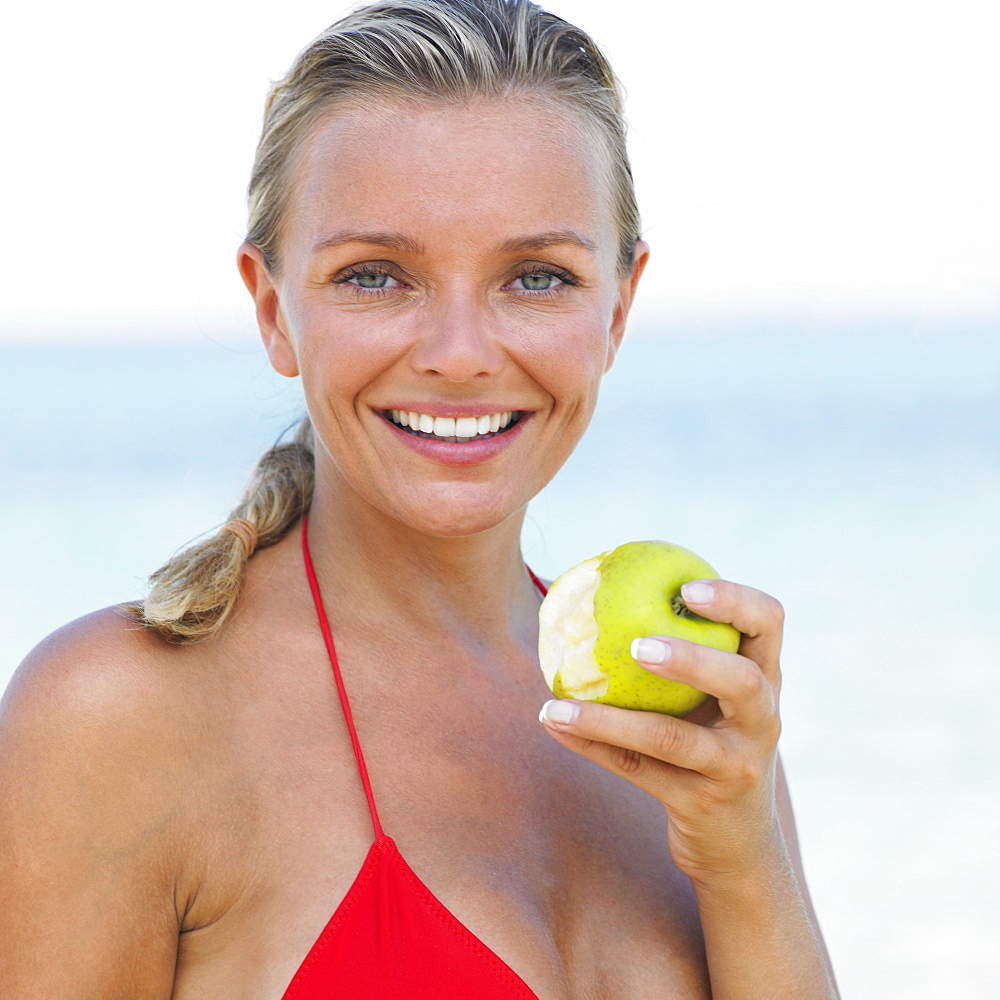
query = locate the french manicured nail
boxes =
[681,581,715,605]
[631,636,671,664]
[538,700,579,725]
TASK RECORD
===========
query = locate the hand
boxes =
[538,578,785,887]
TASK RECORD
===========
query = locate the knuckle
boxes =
[766,595,786,628]
[731,659,764,700]
[730,756,764,791]
[610,744,644,775]
[651,720,686,759]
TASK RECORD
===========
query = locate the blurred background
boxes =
[2,1,998,996]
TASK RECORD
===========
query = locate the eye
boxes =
[332,263,404,293]
[345,271,400,290]
[509,269,571,292]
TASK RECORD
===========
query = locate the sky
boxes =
[1,0,997,336]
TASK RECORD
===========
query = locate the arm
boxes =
[689,756,838,998]
[0,613,183,999]
[539,580,839,999]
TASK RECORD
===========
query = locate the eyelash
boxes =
[331,262,580,297]
[508,264,578,296]
[332,263,400,297]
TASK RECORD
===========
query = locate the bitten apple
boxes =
[538,540,741,716]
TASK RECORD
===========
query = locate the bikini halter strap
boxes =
[301,510,385,839]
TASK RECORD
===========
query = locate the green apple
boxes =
[538,540,741,716]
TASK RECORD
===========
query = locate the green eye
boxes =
[354,272,390,288]
[519,272,560,291]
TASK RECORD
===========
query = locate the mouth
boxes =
[383,409,524,443]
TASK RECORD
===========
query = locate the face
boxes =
[239,96,648,539]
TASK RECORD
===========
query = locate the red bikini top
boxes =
[280,515,543,1000]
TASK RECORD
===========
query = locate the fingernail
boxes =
[538,700,579,726]
[631,636,671,664]
[681,581,715,605]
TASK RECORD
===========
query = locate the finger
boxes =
[540,724,697,805]
[538,698,728,782]
[630,636,777,728]
[679,578,784,686]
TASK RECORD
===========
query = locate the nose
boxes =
[408,291,505,382]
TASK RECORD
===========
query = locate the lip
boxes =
[375,407,533,466]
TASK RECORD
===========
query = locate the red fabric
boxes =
[280,835,538,999]
[281,513,542,999]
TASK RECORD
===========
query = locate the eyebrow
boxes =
[311,230,424,256]
[311,228,599,257]
[497,230,600,256]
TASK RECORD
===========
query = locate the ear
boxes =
[605,239,650,373]
[237,241,299,378]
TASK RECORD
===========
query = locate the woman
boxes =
[0,1,839,996]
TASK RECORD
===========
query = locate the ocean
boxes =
[2,315,998,997]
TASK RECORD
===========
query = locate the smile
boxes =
[385,409,522,442]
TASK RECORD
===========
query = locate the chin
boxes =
[405,508,523,540]
[388,490,528,540]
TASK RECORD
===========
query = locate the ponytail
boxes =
[131,416,315,642]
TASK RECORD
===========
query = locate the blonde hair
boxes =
[249,0,639,276]
[133,419,314,641]
[135,0,640,642]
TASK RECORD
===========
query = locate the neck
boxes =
[301,466,543,653]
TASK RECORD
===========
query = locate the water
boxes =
[2,316,998,997]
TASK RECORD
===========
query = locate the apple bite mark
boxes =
[383,409,523,443]
[538,557,607,699]
[537,541,742,717]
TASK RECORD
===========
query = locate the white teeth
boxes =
[389,409,518,439]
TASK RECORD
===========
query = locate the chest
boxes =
[170,645,709,999]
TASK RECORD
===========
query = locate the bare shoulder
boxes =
[6,603,177,716]
[1,605,205,786]
[0,602,240,859]
[0,607,205,997]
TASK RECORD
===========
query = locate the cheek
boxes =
[293,303,410,400]
[513,308,616,400]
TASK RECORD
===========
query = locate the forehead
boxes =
[282,95,616,258]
